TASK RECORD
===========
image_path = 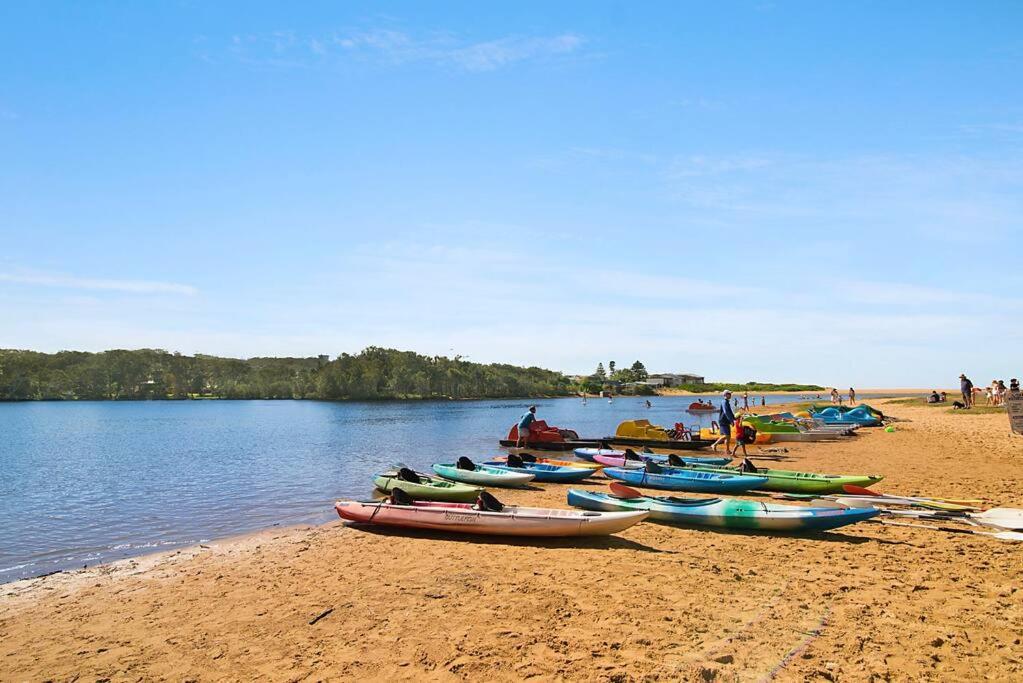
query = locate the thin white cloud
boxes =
[228,28,585,72]
[0,270,198,296]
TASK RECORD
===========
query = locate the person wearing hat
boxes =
[715,390,736,452]
[516,405,538,447]
[959,374,974,409]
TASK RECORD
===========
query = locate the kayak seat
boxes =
[476,490,504,512]
[667,454,686,467]
[662,496,722,507]
[457,456,477,471]
[644,460,663,474]
[389,488,415,506]
[506,453,526,468]
[396,467,422,484]
[518,452,538,463]
[623,449,642,461]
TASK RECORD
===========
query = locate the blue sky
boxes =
[1,1,1021,386]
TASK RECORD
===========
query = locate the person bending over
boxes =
[516,405,537,447]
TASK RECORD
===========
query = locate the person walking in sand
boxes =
[831,388,839,404]
[849,387,856,404]
[959,374,973,409]
[516,405,537,447]
[714,390,736,453]
[742,391,749,411]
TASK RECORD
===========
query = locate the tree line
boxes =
[0,347,573,401]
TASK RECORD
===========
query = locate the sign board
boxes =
[1007,390,1023,435]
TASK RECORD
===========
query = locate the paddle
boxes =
[872,519,1023,542]
[841,485,978,511]
[841,484,982,506]
[609,482,646,499]
[878,508,1023,531]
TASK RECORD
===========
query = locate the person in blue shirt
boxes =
[716,390,736,453]
[516,405,537,447]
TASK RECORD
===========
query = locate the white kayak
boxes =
[433,461,535,487]
[335,500,648,536]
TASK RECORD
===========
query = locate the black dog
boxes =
[951,400,966,409]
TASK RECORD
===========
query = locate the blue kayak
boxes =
[484,461,594,483]
[567,488,879,532]
[810,406,881,427]
[602,466,768,494]
[574,448,731,467]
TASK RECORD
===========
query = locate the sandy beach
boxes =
[2,398,1022,681]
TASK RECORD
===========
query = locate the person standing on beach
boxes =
[742,391,749,411]
[715,390,736,452]
[831,388,839,404]
[960,374,973,408]
[516,405,537,447]
[849,387,856,404]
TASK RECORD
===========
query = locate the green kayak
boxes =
[374,469,483,502]
[671,459,883,494]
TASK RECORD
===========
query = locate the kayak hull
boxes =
[374,472,482,502]
[335,500,648,536]
[566,490,879,533]
[602,467,768,493]
[492,455,602,470]
[498,439,601,451]
[591,454,732,468]
[483,461,595,483]
[609,436,714,450]
[681,465,883,494]
[433,463,535,487]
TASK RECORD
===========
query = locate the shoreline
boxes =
[3,398,1023,679]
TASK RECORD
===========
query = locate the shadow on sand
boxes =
[344,522,674,553]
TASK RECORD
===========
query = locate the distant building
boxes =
[648,373,705,387]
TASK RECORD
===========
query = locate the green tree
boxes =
[630,360,648,381]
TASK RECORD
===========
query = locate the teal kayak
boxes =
[483,460,593,483]
[602,466,768,494]
[567,488,879,532]
[433,458,535,487]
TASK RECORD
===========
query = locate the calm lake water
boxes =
[0,393,851,582]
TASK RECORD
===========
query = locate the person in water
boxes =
[645,399,652,408]
[715,390,736,453]
[516,405,537,447]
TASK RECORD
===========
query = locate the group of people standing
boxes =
[984,379,1013,406]
[829,387,856,404]
[957,374,1018,408]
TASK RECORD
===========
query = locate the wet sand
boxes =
[2,399,1022,681]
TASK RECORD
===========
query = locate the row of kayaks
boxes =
[335,482,881,536]
[374,454,599,503]
[378,452,882,498]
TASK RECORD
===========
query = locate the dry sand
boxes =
[2,399,1022,681]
